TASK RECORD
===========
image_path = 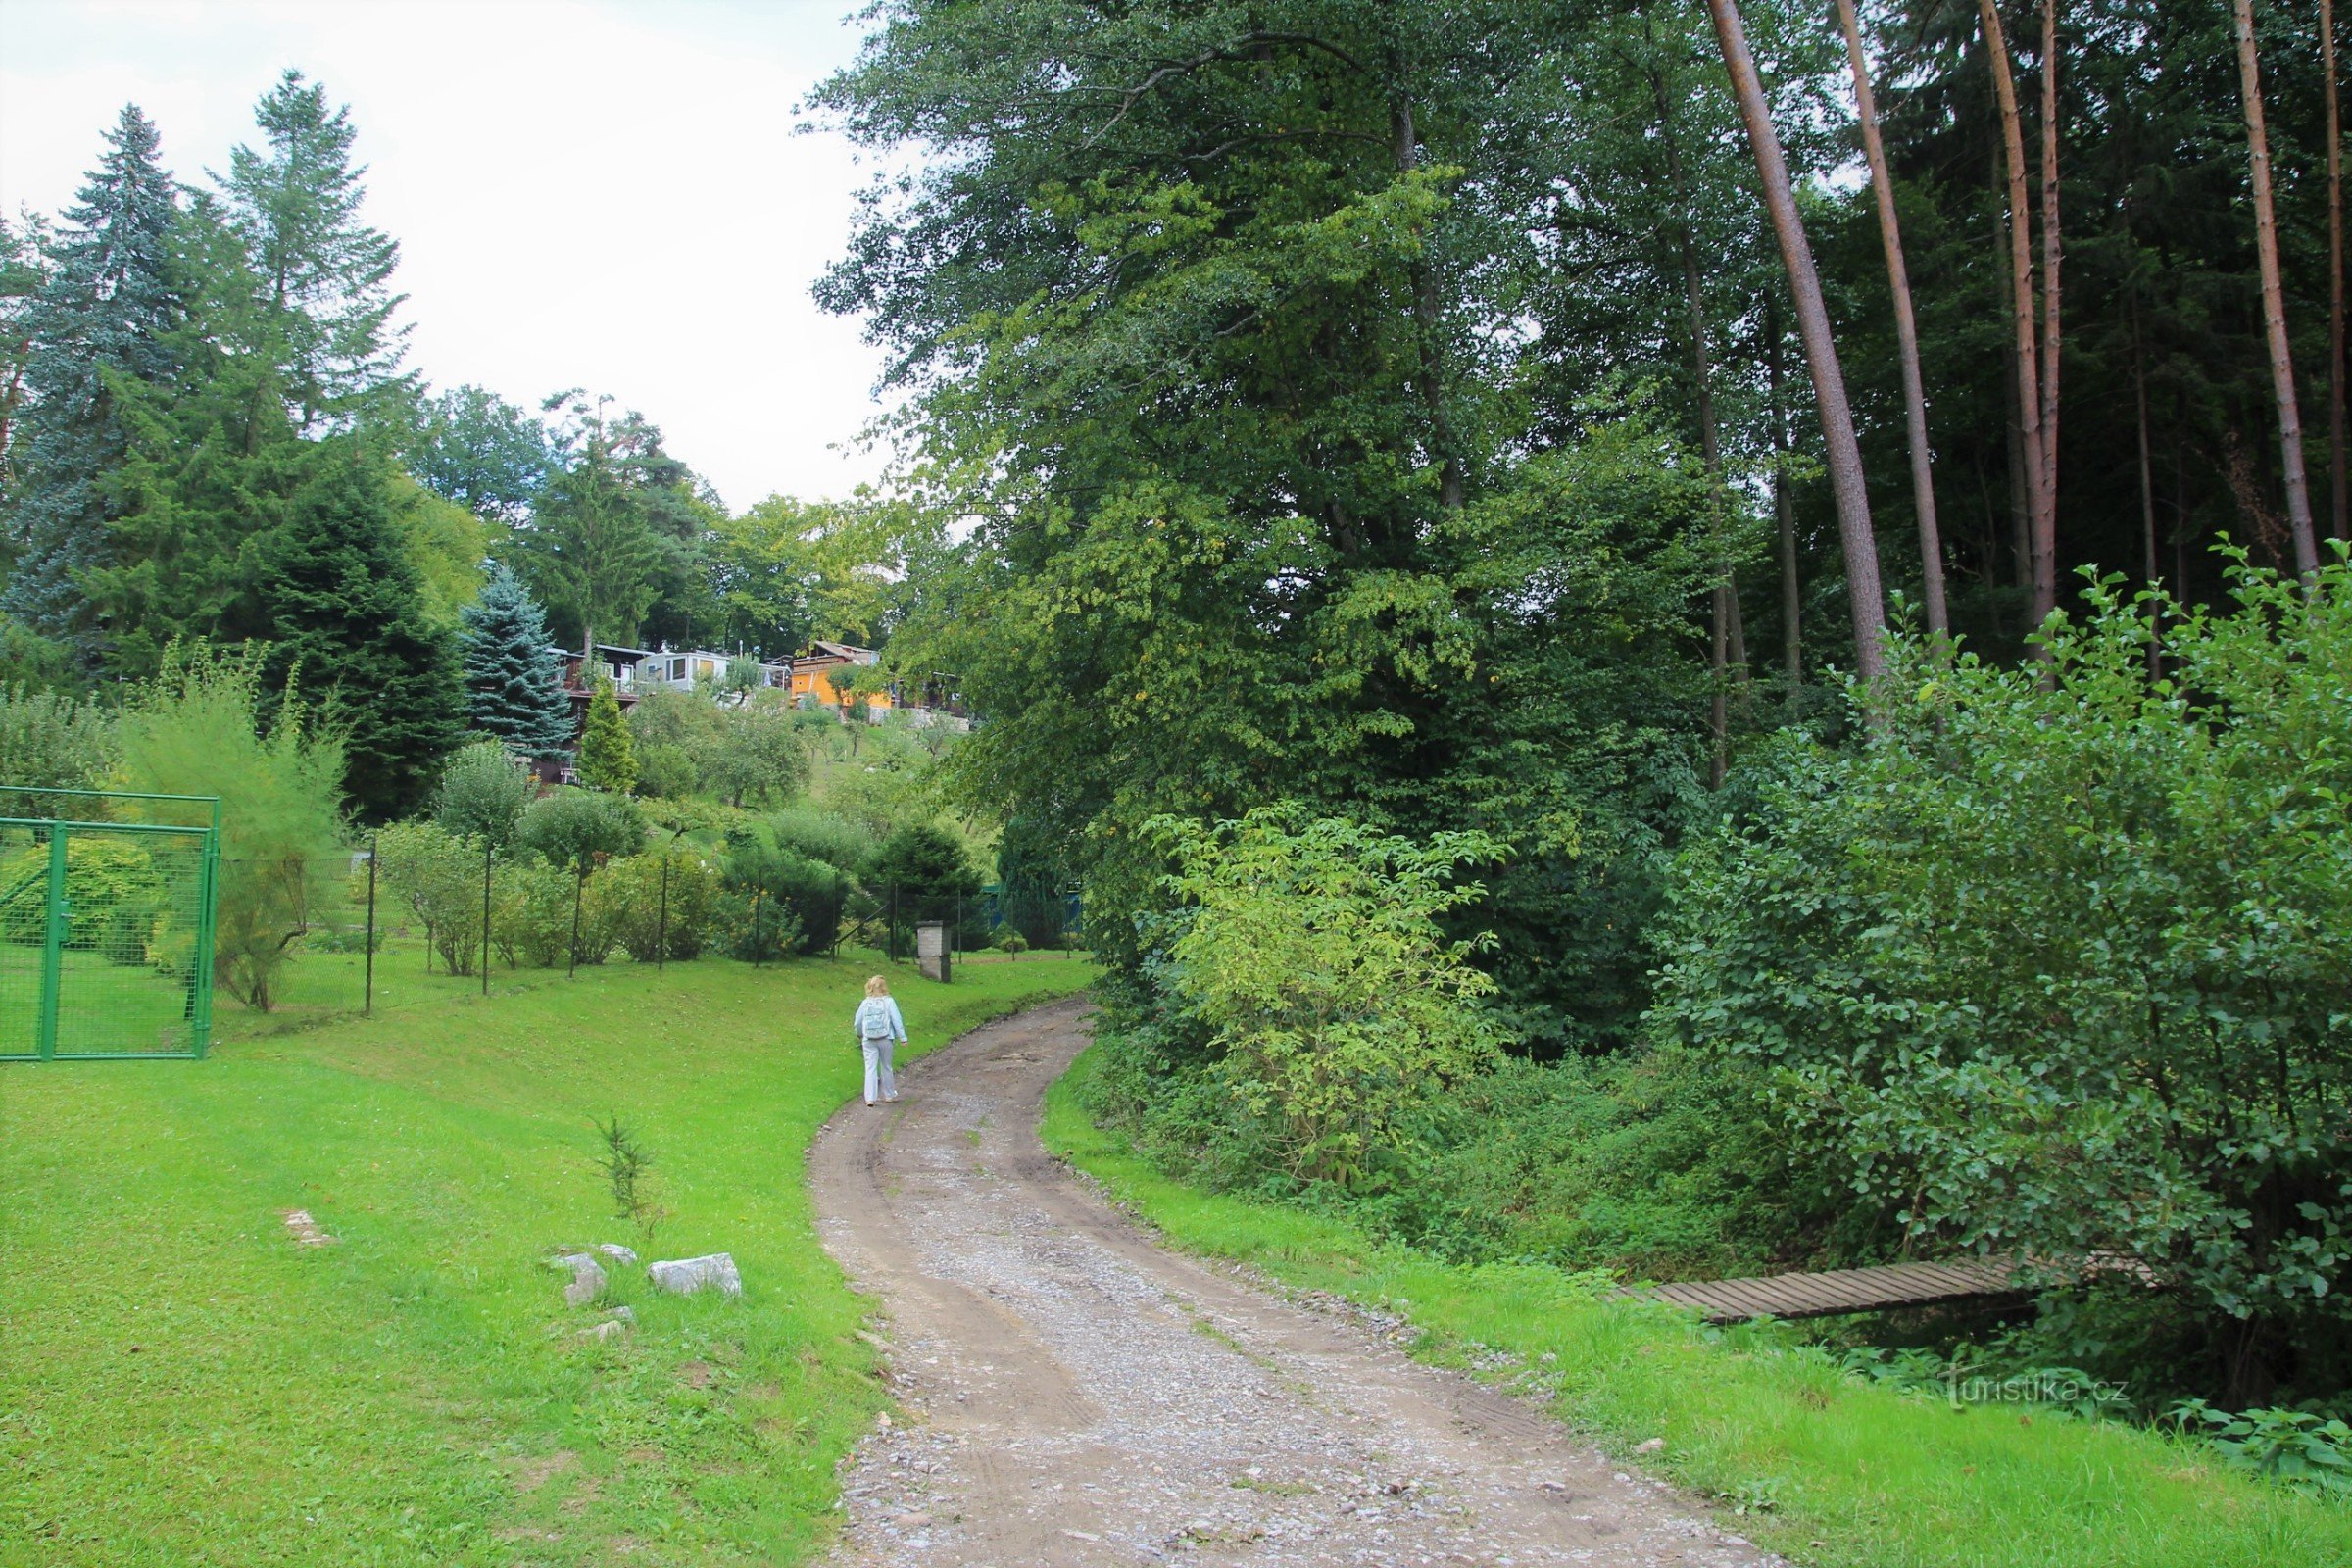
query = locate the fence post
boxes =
[752,888,764,968]
[657,857,669,972]
[190,801,220,1057]
[364,833,377,1016]
[36,826,67,1061]
[480,838,494,996]
[568,868,583,979]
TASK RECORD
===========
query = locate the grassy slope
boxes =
[1042,1047,2352,1568]
[0,952,1094,1568]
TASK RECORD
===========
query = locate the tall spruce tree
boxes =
[1,105,181,654]
[0,215,48,479]
[246,439,463,820]
[218,70,409,430]
[460,563,574,758]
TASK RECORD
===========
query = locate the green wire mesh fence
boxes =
[0,788,1091,1053]
[0,789,220,1061]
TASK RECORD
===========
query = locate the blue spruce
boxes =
[461,563,575,759]
[1,105,182,656]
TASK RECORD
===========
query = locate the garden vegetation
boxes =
[6,0,2351,1555]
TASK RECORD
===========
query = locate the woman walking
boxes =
[853,975,907,1106]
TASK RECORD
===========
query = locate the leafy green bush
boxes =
[115,646,347,1010]
[1150,804,1506,1186]
[625,688,717,798]
[715,887,805,963]
[2167,1400,2352,1497]
[720,824,839,957]
[633,740,699,800]
[432,738,534,847]
[1653,554,2352,1404]
[766,806,874,875]
[595,846,717,962]
[865,820,981,896]
[0,836,170,964]
[491,858,575,968]
[1411,1045,1845,1276]
[0,683,116,817]
[376,819,487,976]
[563,864,626,966]
[517,787,643,872]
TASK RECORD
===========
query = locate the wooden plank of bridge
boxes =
[1636,1257,2023,1323]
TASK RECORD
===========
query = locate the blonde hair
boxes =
[865,975,889,998]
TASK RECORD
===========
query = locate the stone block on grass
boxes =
[560,1256,608,1308]
[649,1252,742,1297]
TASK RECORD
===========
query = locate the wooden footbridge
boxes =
[1633,1257,2025,1323]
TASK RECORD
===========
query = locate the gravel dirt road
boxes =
[809,997,1783,1568]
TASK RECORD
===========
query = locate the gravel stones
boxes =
[648,1252,742,1297]
[810,998,1786,1568]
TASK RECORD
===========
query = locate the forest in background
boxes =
[810,0,2352,1453]
[0,67,1034,1061]
[0,69,920,819]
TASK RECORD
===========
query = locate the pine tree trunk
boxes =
[1837,0,1948,637]
[2036,0,2063,623]
[2233,0,2324,577]
[2327,0,2348,542]
[1708,0,1886,681]
[1768,299,1803,683]
[1981,0,2050,625]
[2003,335,2032,594]
[1996,187,2032,611]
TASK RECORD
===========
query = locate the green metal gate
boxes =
[0,789,220,1061]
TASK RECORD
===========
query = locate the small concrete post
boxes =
[915,921,951,983]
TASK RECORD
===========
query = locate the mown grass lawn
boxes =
[1043,1046,2352,1568]
[0,950,1095,1567]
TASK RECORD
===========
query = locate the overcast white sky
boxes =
[0,0,900,512]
